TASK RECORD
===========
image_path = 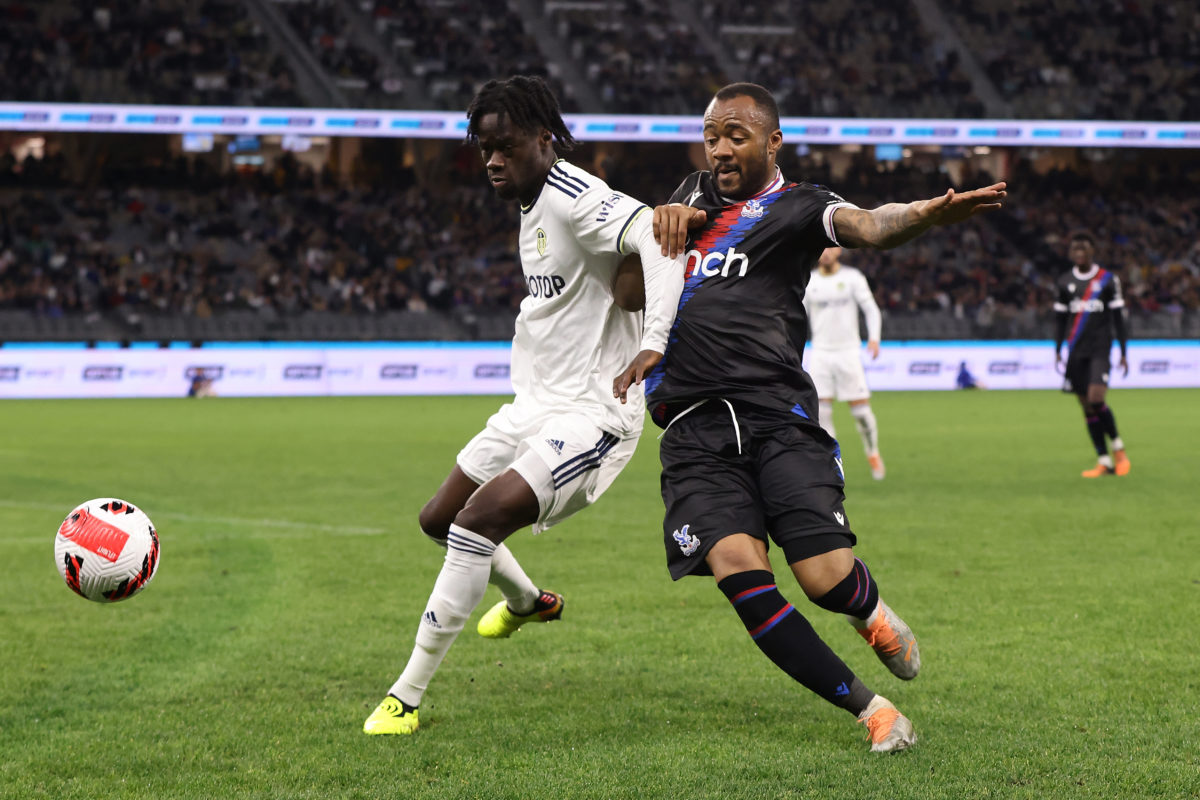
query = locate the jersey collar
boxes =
[1072,263,1100,281]
[718,167,785,205]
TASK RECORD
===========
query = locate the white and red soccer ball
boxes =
[54,499,160,603]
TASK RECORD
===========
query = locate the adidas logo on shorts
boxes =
[546,438,565,455]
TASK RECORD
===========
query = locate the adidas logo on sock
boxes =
[546,438,565,455]
[423,610,442,629]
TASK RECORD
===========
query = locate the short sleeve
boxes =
[567,182,650,256]
[791,184,859,250]
[1108,275,1125,309]
[1053,280,1069,312]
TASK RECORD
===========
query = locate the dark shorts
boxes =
[658,401,855,580]
[1064,355,1109,395]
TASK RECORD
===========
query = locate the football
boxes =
[54,499,160,603]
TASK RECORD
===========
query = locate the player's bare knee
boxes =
[418,500,454,542]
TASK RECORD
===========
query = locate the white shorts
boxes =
[457,403,639,534]
[808,349,870,402]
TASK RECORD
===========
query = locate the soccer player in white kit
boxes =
[803,246,886,479]
[363,76,684,735]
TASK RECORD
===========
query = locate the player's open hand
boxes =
[921,182,1007,227]
[613,349,663,404]
[867,340,880,360]
[653,203,707,259]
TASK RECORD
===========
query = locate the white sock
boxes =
[850,403,879,456]
[1098,454,1114,468]
[818,399,836,440]
[389,524,496,707]
[489,543,540,614]
[1111,437,1125,452]
[426,531,535,611]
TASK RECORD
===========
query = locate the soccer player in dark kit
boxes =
[613,83,1007,753]
[1054,231,1131,477]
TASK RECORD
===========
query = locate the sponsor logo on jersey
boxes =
[685,246,749,278]
[594,192,624,223]
[536,227,548,257]
[1069,298,1107,313]
[526,274,566,297]
[672,524,700,556]
[687,189,702,206]
[741,198,765,219]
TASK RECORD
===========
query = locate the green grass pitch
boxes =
[1,390,1197,800]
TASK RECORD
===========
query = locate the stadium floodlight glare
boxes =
[1,103,1198,148]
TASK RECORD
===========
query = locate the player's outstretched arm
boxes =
[834,182,1007,250]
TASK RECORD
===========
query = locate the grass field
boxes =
[1,390,1198,800]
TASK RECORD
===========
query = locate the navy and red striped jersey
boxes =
[644,169,855,426]
[1053,264,1125,359]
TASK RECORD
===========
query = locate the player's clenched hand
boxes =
[653,203,707,259]
[919,182,1007,227]
[1119,355,1129,377]
[613,349,663,404]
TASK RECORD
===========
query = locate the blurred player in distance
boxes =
[616,82,1007,753]
[955,361,986,390]
[803,246,886,479]
[1054,231,1130,477]
[364,76,684,735]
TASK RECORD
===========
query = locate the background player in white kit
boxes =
[363,76,684,735]
[803,246,886,479]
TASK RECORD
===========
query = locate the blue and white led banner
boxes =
[2,341,1198,398]
[2,102,1200,148]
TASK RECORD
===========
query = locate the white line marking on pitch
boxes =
[0,499,387,538]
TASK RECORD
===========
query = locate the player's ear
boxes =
[767,128,783,158]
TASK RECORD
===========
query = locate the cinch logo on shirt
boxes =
[527,274,566,297]
[1069,298,1106,313]
[685,246,750,278]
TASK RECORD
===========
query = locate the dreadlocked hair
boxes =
[466,75,576,150]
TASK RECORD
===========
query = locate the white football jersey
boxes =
[512,159,678,437]
[803,265,882,351]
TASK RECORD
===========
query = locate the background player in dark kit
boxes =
[615,83,1007,753]
[1054,231,1131,477]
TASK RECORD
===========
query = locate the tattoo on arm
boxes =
[834,202,931,250]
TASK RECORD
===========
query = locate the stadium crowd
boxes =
[943,0,1200,121]
[4,0,1195,121]
[2,144,1197,338]
[0,0,301,107]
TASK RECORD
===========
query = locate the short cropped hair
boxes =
[1068,230,1095,247]
[713,82,781,132]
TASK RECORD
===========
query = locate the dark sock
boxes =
[1099,404,1120,442]
[718,570,874,714]
[1085,404,1107,456]
[811,557,879,620]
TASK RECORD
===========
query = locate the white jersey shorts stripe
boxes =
[457,401,637,534]
[552,432,620,489]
